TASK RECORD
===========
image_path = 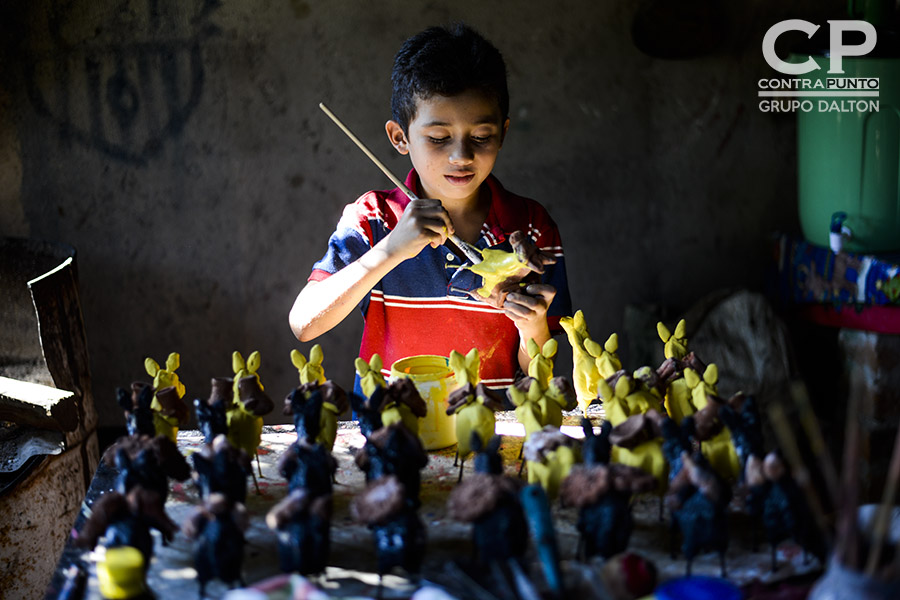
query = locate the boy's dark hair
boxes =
[391,23,509,133]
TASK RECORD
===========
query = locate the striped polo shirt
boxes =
[309,169,571,388]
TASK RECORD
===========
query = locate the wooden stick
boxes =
[791,380,841,508]
[838,386,861,569]
[319,102,483,264]
[768,403,833,549]
[865,422,900,575]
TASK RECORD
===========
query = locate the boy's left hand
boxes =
[503,283,556,329]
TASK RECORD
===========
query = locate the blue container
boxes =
[655,575,742,600]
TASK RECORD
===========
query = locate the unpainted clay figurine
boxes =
[278,391,337,499]
[144,352,189,443]
[103,434,190,502]
[182,493,249,598]
[192,434,253,505]
[117,382,156,438]
[666,450,731,577]
[266,487,333,576]
[290,344,327,385]
[522,425,579,500]
[559,310,603,416]
[463,230,556,307]
[194,378,232,444]
[447,435,528,563]
[227,351,275,476]
[561,420,657,560]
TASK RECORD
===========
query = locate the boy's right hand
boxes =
[384,198,455,259]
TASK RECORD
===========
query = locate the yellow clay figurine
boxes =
[657,319,689,360]
[291,344,326,385]
[466,247,529,299]
[598,376,668,489]
[447,349,505,479]
[228,350,267,466]
[684,365,740,482]
[538,376,575,429]
[526,338,557,390]
[559,310,602,415]
[657,319,694,424]
[508,378,545,441]
[523,426,579,500]
[355,355,386,399]
[144,352,187,442]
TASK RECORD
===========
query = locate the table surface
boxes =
[45,417,822,599]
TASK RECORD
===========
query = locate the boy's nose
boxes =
[448,140,475,165]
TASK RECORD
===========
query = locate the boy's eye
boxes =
[472,135,491,143]
[428,136,448,144]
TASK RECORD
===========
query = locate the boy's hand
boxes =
[384,198,454,259]
[503,283,556,329]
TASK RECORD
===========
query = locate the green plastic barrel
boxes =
[796,54,900,253]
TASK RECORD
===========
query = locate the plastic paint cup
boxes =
[390,355,458,450]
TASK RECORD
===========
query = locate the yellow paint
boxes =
[228,350,264,458]
[657,319,688,360]
[389,355,458,450]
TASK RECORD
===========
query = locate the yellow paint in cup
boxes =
[390,355,458,450]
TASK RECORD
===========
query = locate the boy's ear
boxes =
[499,118,510,146]
[385,120,409,155]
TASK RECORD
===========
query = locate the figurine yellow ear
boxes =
[605,333,618,354]
[291,349,307,371]
[144,358,160,378]
[507,384,526,408]
[450,348,480,387]
[614,374,633,398]
[657,322,671,344]
[309,344,324,368]
[526,338,540,359]
[683,368,701,389]
[246,351,261,375]
[674,319,687,339]
[703,363,719,386]
[541,338,558,360]
[165,352,180,373]
[232,351,246,375]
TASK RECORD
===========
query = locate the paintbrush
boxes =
[837,386,861,568]
[791,380,841,510]
[319,102,483,265]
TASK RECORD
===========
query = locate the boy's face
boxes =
[386,89,509,207]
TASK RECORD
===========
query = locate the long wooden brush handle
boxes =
[865,423,900,575]
[318,102,482,264]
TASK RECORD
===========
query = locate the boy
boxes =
[289,24,571,388]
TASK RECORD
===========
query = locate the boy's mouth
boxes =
[445,173,475,186]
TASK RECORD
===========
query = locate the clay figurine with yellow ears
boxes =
[598,376,668,490]
[446,349,505,480]
[683,365,740,483]
[523,425,579,500]
[507,377,546,442]
[354,355,386,399]
[291,345,326,385]
[288,345,346,451]
[144,352,190,442]
[526,338,557,391]
[656,319,695,424]
[559,310,603,416]
[228,351,274,479]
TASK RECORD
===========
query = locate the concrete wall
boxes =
[0,0,842,427]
